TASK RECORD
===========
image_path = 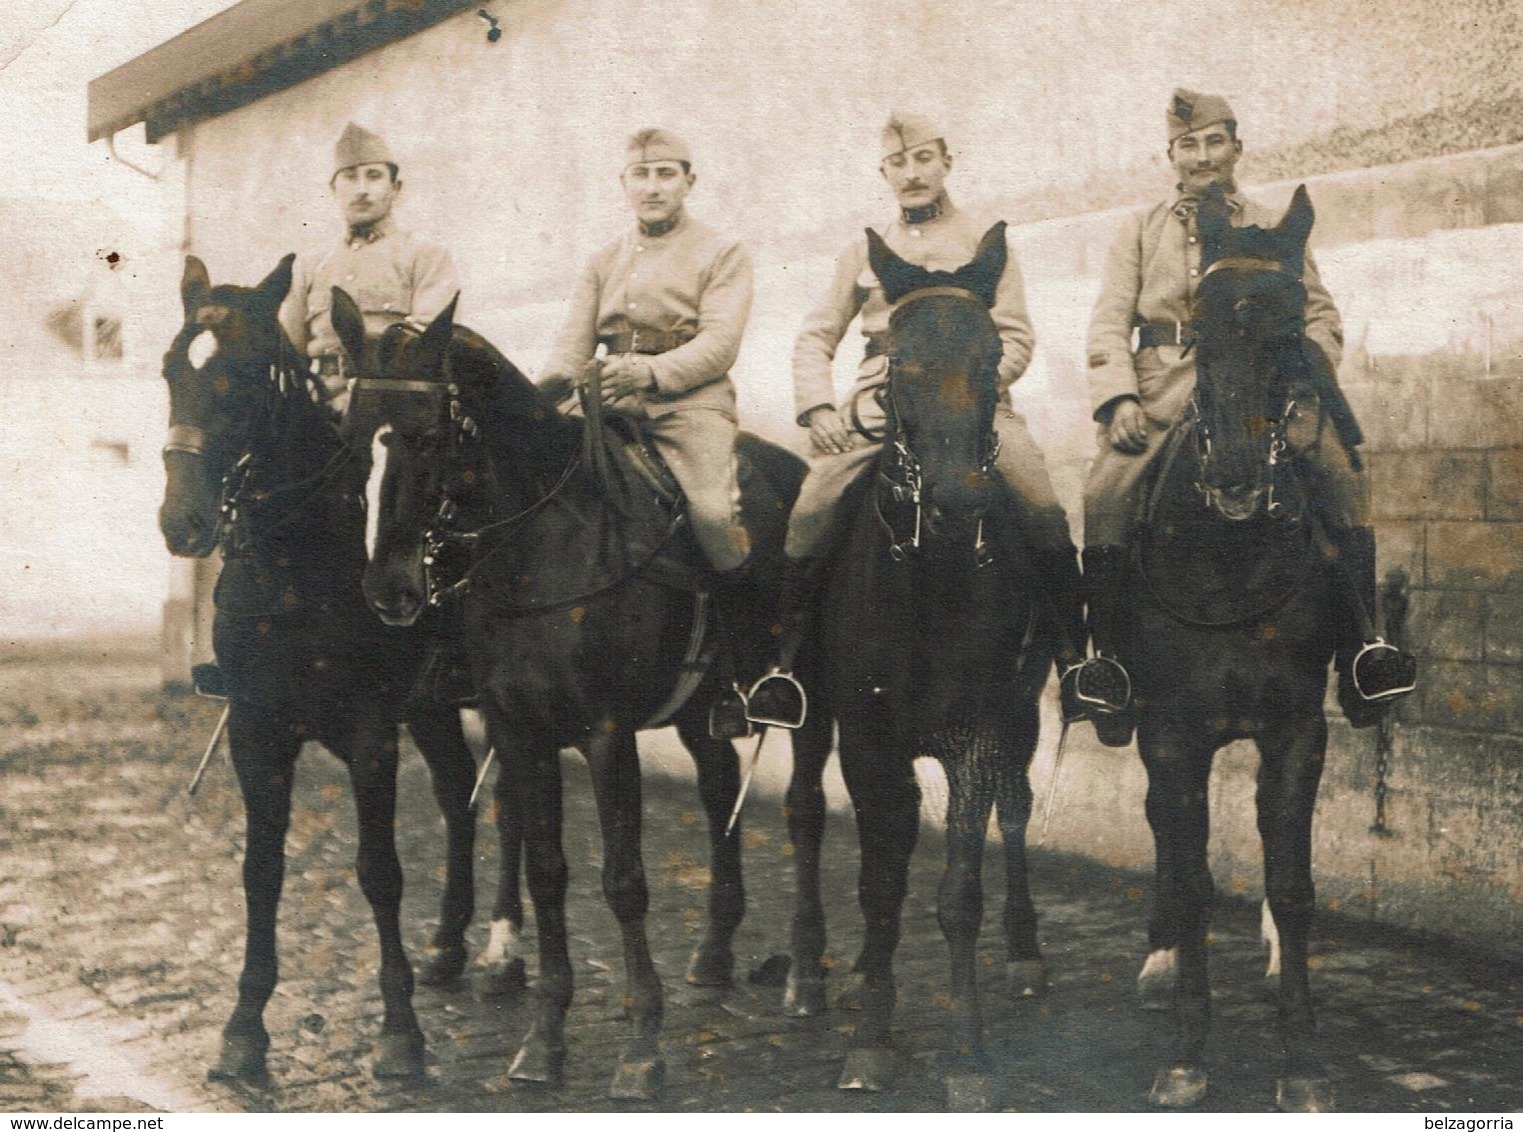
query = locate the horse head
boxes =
[336,289,538,628]
[867,223,1005,554]
[159,254,296,557]
[1190,183,1316,521]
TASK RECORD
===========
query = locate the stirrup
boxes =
[709,683,755,740]
[1059,656,1131,722]
[745,668,808,730]
[1351,639,1417,702]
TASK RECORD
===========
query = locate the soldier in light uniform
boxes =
[279,123,460,415]
[748,112,1107,730]
[537,128,757,733]
[1081,89,1415,738]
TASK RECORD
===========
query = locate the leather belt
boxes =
[598,328,691,355]
[1136,320,1187,349]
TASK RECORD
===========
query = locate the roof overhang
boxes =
[87,0,475,144]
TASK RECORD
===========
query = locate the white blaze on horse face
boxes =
[186,330,217,372]
[365,425,392,562]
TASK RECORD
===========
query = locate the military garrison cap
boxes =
[1166,89,1235,142]
[881,112,944,160]
[625,128,692,168]
[333,122,396,179]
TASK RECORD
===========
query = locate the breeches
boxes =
[642,407,750,572]
[784,404,1073,559]
[1083,397,1370,546]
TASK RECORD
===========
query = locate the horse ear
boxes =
[867,228,927,305]
[181,256,210,315]
[953,222,1008,308]
[1196,183,1235,269]
[1278,184,1315,255]
[415,293,459,367]
[330,287,368,366]
[254,253,295,308]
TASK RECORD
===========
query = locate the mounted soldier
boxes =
[278,123,460,417]
[1080,89,1416,742]
[748,112,1110,729]
[536,128,758,733]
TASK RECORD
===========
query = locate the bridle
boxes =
[162,331,351,557]
[1188,254,1307,524]
[873,286,1000,566]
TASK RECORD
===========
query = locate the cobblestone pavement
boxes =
[1,640,1519,1113]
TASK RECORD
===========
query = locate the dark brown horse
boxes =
[803,226,1057,1110]
[1122,185,1341,1111]
[158,257,480,1082]
[344,291,836,1099]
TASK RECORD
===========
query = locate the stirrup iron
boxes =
[1351,639,1417,702]
[1060,656,1131,720]
[709,682,755,740]
[746,668,808,730]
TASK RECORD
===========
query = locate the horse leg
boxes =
[939,747,1000,1111]
[338,711,425,1078]
[1138,849,1181,1011]
[503,735,570,1086]
[835,729,918,1093]
[584,722,665,1099]
[479,740,528,997]
[1256,715,1333,1112]
[404,705,476,987]
[673,710,743,987]
[1141,727,1216,1109]
[209,706,300,1082]
[783,707,834,1016]
[993,708,1048,1001]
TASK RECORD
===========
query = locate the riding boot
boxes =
[745,556,825,730]
[707,563,757,740]
[1328,525,1418,726]
[1073,545,1135,746]
[1027,544,1095,713]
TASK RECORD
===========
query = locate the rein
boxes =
[390,380,684,616]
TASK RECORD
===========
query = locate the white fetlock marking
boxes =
[1261,898,1282,978]
[477,917,521,969]
[365,425,391,562]
[1139,947,1178,982]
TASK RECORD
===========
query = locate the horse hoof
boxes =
[609,1055,665,1101]
[480,957,528,998]
[685,943,734,987]
[833,971,865,1012]
[1277,1075,1335,1113]
[1149,1066,1208,1109]
[1006,959,1050,1000]
[508,1036,565,1086]
[208,1031,270,1083]
[838,1047,893,1092]
[418,943,468,987]
[1136,948,1177,1012]
[946,1073,996,1112]
[372,1030,426,1079]
[784,975,828,1016]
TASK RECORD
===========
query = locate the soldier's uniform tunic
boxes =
[1084,188,1366,546]
[539,210,755,572]
[786,202,1070,559]
[278,216,459,401]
